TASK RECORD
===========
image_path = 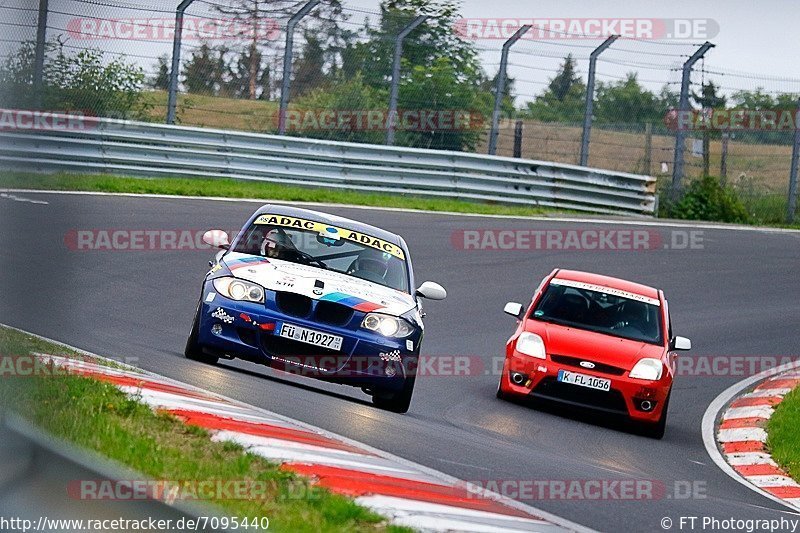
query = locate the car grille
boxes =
[315,300,354,326]
[274,292,356,326]
[531,376,628,415]
[275,291,312,317]
[549,354,627,376]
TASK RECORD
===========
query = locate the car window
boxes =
[532,281,664,345]
[232,222,410,293]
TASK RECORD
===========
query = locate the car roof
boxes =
[553,269,660,299]
[253,204,404,247]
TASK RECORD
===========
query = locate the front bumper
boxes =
[196,286,418,390]
[500,350,671,423]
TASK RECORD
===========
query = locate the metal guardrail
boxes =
[0,415,221,531]
[0,116,657,215]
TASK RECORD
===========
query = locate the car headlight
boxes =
[515,332,546,359]
[629,358,664,381]
[213,277,265,303]
[361,313,414,338]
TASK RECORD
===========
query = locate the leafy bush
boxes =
[661,175,751,223]
[0,40,150,120]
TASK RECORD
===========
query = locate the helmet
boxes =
[348,248,391,280]
[260,228,297,259]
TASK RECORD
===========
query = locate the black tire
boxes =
[496,377,506,400]
[372,376,415,414]
[184,301,219,365]
[641,391,670,440]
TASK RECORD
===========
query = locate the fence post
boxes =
[787,98,800,224]
[166,0,196,124]
[671,41,715,200]
[33,0,48,110]
[513,120,524,158]
[278,0,321,135]
[579,35,618,167]
[644,122,652,175]
[386,15,428,145]
[487,25,531,155]
[720,130,729,184]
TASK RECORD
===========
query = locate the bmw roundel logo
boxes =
[579,361,596,369]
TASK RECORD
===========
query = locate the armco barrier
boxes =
[0,115,656,215]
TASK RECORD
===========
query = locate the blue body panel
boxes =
[196,282,420,391]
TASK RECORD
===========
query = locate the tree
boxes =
[548,54,581,102]
[182,44,228,96]
[150,54,170,90]
[292,31,326,96]
[213,0,346,99]
[594,73,661,124]
[692,81,726,175]
[523,56,586,123]
[225,47,264,98]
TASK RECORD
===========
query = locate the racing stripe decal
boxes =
[320,292,382,312]
[34,353,570,532]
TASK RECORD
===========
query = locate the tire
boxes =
[372,376,415,414]
[641,391,670,440]
[184,301,219,365]
[496,377,506,400]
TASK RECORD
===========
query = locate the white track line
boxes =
[3,188,800,234]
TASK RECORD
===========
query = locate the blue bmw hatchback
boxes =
[185,205,446,413]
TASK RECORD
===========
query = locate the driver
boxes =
[347,248,390,281]
[614,301,649,331]
[260,228,300,260]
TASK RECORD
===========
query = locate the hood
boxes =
[222,252,416,316]
[526,321,664,369]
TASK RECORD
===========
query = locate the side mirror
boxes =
[416,281,447,300]
[203,229,230,250]
[671,336,692,351]
[504,302,524,319]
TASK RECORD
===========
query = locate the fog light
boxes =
[211,323,223,336]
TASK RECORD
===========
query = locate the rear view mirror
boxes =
[672,336,692,351]
[203,229,230,250]
[504,302,524,319]
[416,281,447,300]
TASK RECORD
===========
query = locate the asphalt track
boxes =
[3,190,800,532]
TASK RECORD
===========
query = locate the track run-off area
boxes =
[3,190,800,532]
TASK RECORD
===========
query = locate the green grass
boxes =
[0,326,407,533]
[767,386,800,482]
[0,171,560,217]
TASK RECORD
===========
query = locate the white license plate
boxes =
[278,323,343,351]
[557,370,611,392]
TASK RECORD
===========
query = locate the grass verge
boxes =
[0,326,405,532]
[766,386,800,482]
[0,171,559,217]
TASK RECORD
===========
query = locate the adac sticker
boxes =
[254,214,405,260]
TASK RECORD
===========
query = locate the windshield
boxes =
[532,279,663,345]
[232,215,410,293]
